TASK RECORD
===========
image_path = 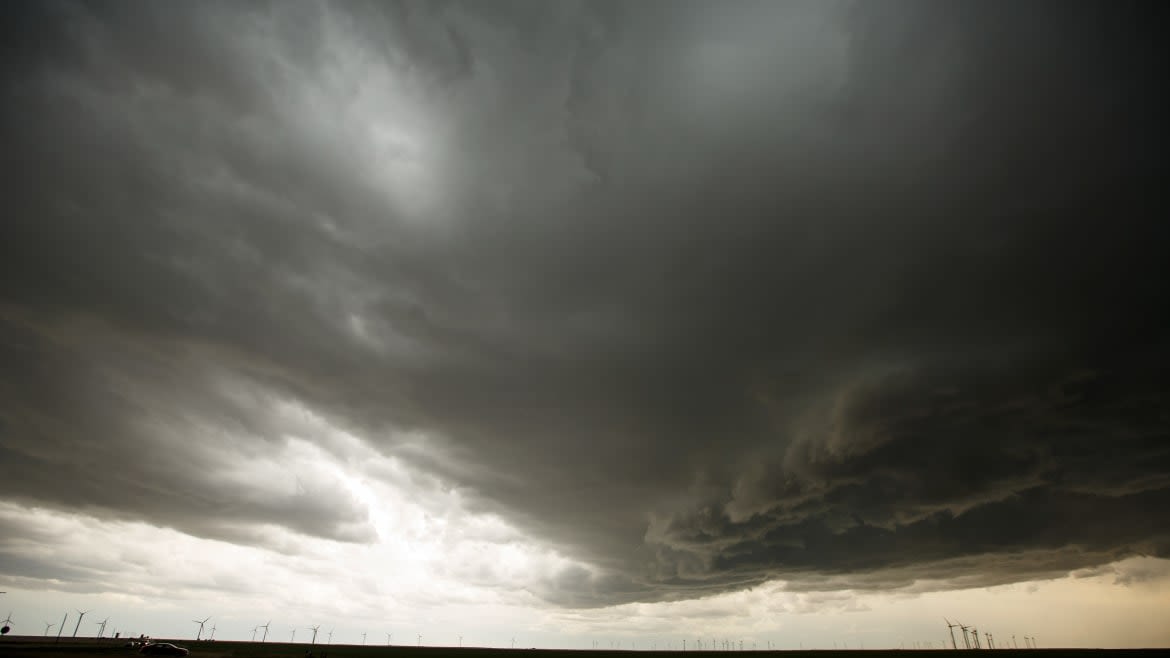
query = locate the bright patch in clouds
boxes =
[0,430,597,643]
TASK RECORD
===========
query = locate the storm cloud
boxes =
[2,0,1168,607]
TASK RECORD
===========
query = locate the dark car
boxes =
[139,643,190,656]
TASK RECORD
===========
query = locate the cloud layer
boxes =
[2,0,1168,607]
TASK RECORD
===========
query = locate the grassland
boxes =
[0,637,1164,658]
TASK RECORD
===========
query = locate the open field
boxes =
[0,638,1166,658]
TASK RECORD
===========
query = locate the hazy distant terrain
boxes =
[1,638,1167,658]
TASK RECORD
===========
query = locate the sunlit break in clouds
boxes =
[2,0,1169,650]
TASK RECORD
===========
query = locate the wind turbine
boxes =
[45,621,57,637]
[328,629,334,644]
[986,633,993,649]
[419,634,423,647]
[96,617,109,638]
[210,623,217,641]
[309,625,320,645]
[251,627,259,643]
[56,613,68,644]
[362,632,367,645]
[261,621,271,643]
[193,617,210,641]
[460,635,464,647]
[944,619,959,650]
[72,610,90,638]
[388,633,393,646]
[957,623,971,650]
[290,628,296,643]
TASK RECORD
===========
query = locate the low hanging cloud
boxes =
[1,0,1168,608]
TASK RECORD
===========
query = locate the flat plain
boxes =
[1,638,1166,658]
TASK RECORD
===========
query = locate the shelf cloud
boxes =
[2,0,1167,609]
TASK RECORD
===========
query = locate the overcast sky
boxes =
[2,0,1169,649]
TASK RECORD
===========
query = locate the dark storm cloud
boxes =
[1,0,1168,606]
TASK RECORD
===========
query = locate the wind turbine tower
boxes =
[261,621,271,643]
[252,627,259,643]
[96,617,109,638]
[309,625,320,645]
[193,617,210,641]
[72,610,90,638]
[45,621,56,636]
[957,624,971,650]
[944,619,959,650]
[56,613,67,644]
[210,623,217,641]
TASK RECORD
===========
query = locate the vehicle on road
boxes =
[139,642,189,656]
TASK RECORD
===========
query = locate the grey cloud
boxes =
[2,0,1168,607]
[1107,559,1170,586]
[0,312,375,546]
